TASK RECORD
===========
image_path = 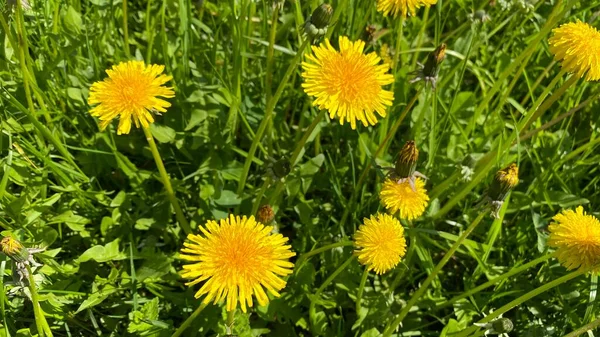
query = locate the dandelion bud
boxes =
[361,24,377,44]
[472,9,491,23]
[491,317,514,333]
[488,163,519,202]
[257,205,275,225]
[304,4,333,39]
[394,141,419,179]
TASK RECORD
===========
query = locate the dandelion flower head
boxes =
[380,178,429,220]
[302,36,394,129]
[549,21,600,81]
[179,215,296,312]
[354,213,407,274]
[88,60,175,135]
[376,0,438,18]
[548,206,600,272]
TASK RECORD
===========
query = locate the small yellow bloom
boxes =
[88,61,175,135]
[380,178,429,220]
[354,213,407,274]
[548,206,600,272]
[302,36,394,129]
[180,215,295,312]
[549,21,600,81]
[376,0,438,18]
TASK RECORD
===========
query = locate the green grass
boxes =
[1,0,600,336]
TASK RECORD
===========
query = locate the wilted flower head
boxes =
[180,215,295,312]
[483,163,518,218]
[548,206,600,272]
[549,21,600,82]
[380,44,394,69]
[410,43,446,88]
[390,141,427,191]
[302,36,394,129]
[0,236,44,284]
[257,205,275,225]
[376,0,438,18]
[303,4,333,39]
[380,178,429,220]
[88,61,175,135]
[354,213,407,274]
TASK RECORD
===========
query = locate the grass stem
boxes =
[171,302,209,337]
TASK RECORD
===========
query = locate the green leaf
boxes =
[77,239,127,263]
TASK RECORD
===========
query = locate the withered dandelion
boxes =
[380,178,429,220]
[549,21,600,81]
[179,215,295,312]
[302,36,394,129]
[354,213,407,275]
[548,206,600,272]
[376,0,438,18]
[88,60,175,135]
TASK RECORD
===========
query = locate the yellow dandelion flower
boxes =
[88,60,175,135]
[549,21,600,81]
[301,36,394,129]
[179,215,296,312]
[548,206,600,272]
[354,213,407,274]
[376,0,438,18]
[380,178,429,220]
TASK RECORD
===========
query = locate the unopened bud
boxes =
[257,205,275,225]
[394,141,419,179]
[410,43,446,88]
[310,4,333,29]
[488,163,519,202]
[491,317,514,333]
[304,4,333,39]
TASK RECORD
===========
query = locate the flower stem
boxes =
[564,316,600,337]
[143,126,191,235]
[382,212,486,337]
[339,87,423,234]
[122,0,130,58]
[26,266,52,337]
[262,109,327,210]
[295,241,354,271]
[171,301,209,337]
[237,38,310,196]
[435,252,555,310]
[226,309,235,335]
[355,269,369,314]
[309,256,355,331]
[455,268,587,337]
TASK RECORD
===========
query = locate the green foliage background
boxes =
[1,0,600,336]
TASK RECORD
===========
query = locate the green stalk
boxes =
[142,127,192,235]
[237,39,310,196]
[355,269,369,313]
[295,241,354,271]
[145,0,155,62]
[226,309,235,335]
[455,268,587,337]
[123,0,130,58]
[309,256,355,331]
[171,302,209,337]
[382,212,486,337]
[26,266,52,337]
[435,252,555,310]
[0,261,8,337]
[564,316,600,337]
[339,87,423,231]
[251,176,272,216]
[252,109,326,214]
[265,3,280,155]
